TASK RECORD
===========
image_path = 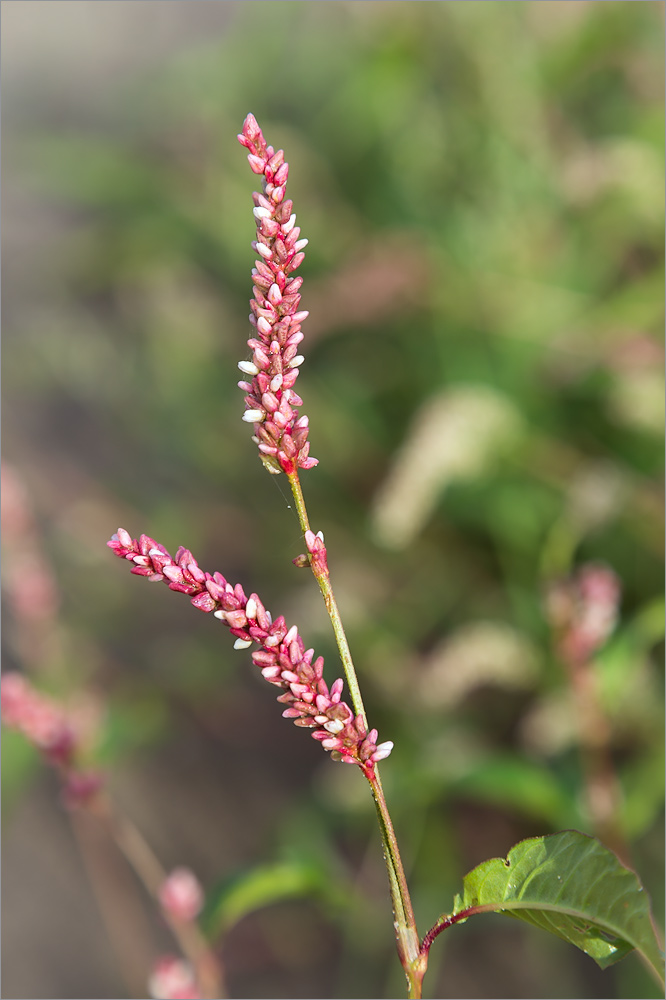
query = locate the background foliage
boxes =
[3,2,664,998]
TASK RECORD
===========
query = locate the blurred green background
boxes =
[2,2,664,998]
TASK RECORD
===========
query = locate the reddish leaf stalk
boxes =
[420,905,499,958]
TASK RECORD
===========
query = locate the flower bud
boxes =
[158,868,204,923]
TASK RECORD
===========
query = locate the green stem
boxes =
[286,469,427,998]
[287,470,367,724]
[368,769,427,998]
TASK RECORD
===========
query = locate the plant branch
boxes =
[287,468,426,998]
[88,792,227,1000]
[287,469,368,725]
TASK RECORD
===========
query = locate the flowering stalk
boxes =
[1,672,225,1000]
[106,114,425,998]
[150,868,217,1000]
[288,474,367,725]
[107,520,423,990]
[236,113,316,477]
[107,525,423,988]
[107,530,392,773]
[236,115,425,996]
[545,563,629,865]
[288,470,423,990]
[107,528,425,984]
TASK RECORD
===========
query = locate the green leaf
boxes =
[444,831,663,981]
[202,861,327,940]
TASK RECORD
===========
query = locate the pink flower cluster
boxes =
[546,563,621,666]
[159,868,204,924]
[236,113,317,476]
[108,529,392,775]
[1,671,73,760]
[1,672,102,804]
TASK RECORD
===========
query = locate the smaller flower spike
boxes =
[237,114,318,475]
[1,671,75,763]
[1,672,103,806]
[108,530,392,776]
[546,563,621,667]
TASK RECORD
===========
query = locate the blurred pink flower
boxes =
[159,868,204,924]
[1,463,59,638]
[1,672,103,805]
[148,955,200,1000]
[546,563,621,666]
[1,671,74,762]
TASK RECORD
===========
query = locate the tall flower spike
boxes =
[108,530,392,776]
[237,114,317,476]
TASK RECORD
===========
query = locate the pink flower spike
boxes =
[237,115,318,474]
[109,543,394,769]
